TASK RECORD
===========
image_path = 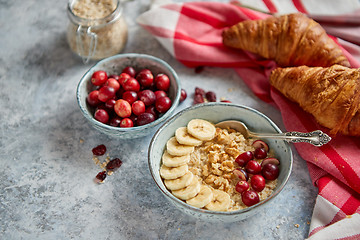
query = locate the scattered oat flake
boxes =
[294,224,299,228]
[80,139,84,144]
[307,221,310,225]
[276,225,280,229]
[346,215,352,218]
[228,88,234,92]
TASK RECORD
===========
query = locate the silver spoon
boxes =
[215,120,331,147]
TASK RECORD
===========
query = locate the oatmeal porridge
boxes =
[159,119,279,212]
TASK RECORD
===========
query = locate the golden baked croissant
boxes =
[269,65,360,136]
[222,13,350,68]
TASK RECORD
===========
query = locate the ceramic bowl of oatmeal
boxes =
[148,102,293,222]
[77,53,181,139]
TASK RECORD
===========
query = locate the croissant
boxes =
[269,65,360,136]
[222,13,350,68]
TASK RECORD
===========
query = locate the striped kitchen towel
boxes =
[137,1,360,239]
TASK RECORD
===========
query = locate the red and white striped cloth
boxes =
[138,1,360,239]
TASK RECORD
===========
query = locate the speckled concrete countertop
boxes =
[0,0,317,239]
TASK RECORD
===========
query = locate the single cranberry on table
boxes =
[261,163,280,180]
[132,100,146,116]
[245,160,262,174]
[235,180,249,193]
[242,190,260,206]
[94,109,109,124]
[250,175,266,192]
[138,89,156,106]
[154,73,170,91]
[104,78,120,92]
[122,91,138,105]
[235,151,254,167]
[155,96,172,113]
[87,90,101,107]
[136,112,155,126]
[120,118,134,128]
[91,70,108,86]
[180,89,187,102]
[122,66,136,77]
[98,86,116,102]
[114,99,132,118]
[92,144,107,156]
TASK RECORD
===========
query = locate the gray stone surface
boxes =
[0,0,317,239]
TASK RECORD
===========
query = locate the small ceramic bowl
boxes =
[148,103,293,222]
[76,53,181,139]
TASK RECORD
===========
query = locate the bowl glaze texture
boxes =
[77,53,181,139]
[148,103,293,221]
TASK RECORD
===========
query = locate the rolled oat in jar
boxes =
[67,0,128,62]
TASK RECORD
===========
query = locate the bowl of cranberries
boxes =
[77,53,181,138]
[148,102,293,221]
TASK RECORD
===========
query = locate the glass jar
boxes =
[67,0,128,63]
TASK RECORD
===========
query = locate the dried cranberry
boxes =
[195,87,205,96]
[95,171,107,182]
[205,91,216,102]
[106,158,123,170]
[92,144,107,156]
[193,94,204,104]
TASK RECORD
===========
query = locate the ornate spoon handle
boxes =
[249,130,331,147]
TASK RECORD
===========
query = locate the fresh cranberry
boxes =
[91,70,108,86]
[145,105,158,118]
[195,87,205,96]
[180,89,187,102]
[261,163,280,180]
[87,90,101,107]
[118,73,131,86]
[155,96,172,113]
[205,91,216,102]
[94,109,109,123]
[154,90,167,100]
[235,180,249,193]
[250,175,266,192]
[235,151,254,167]
[132,100,146,116]
[106,158,123,170]
[98,86,116,102]
[109,116,122,127]
[122,78,140,92]
[136,70,154,87]
[114,99,132,118]
[138,90,156,106]
[92,144,107,156]
[136,112,155,126]
[120,118,134,128]
[254,148,267,159]
[252,140,269,152]
[245,160,261,174]
[233,168,248,181]
[104,99,116,112]
[129,114,138,124]
[193,94,204,104]
[122,91,138,105]
[104,78,120,92]
[108,74,119,81]
[122,66,136,77]
[154,73,170,91]
[95,171,107,182]
[242,190,260,206]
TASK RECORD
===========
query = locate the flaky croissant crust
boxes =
[269,65,360,136]
[222,13,350,68]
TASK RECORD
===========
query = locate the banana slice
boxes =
[172,177,201,200]
[205,189,231,211]
[187,119,216,141]
[166,137,194,156]
[162,151,190,167]
[175,127,203,146]
[164,171,194,190]
[160,164,188,180]
[186,185,213,208]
